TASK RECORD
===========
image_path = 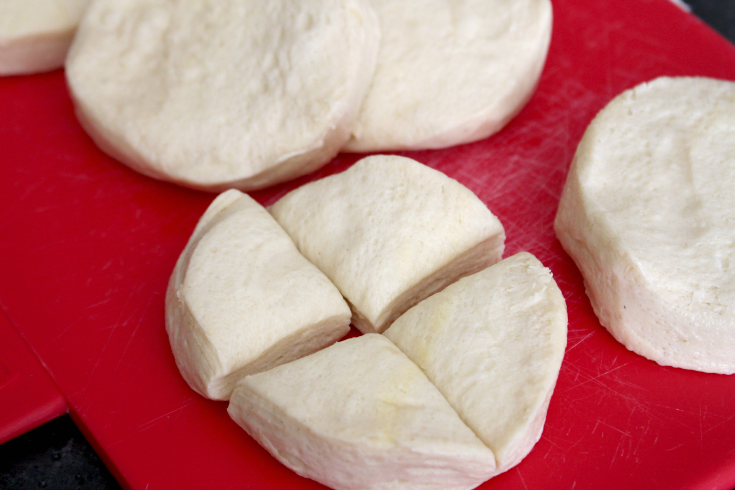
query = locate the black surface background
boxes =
[1,1,734,489]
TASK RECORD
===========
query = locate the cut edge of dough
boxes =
[206,314,351,400]
[383,252,568,475]
[165,190,352,400]
[353,231,506,334]
[228,335,498,490]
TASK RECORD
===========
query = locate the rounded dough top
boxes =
[181,192,349,371]
[270,155,504,331]
[66,0,379,190]
[343,0,552,152]
[576,77,735,326]
[385,252,567,473]
[0,0,88,39]
[230,334,496,490]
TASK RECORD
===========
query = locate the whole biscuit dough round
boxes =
[343,0,552,152]
[555,76,735,374]
[0,0,89,75]
[66,0,380,192]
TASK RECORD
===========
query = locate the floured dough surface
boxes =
[165,190,351,400]
[385,253,567,474]
[343,0,552,152]
[555,76,735,374]
[270,155,505,334]
[66,0,380,191]
[0,0,89,75]
[229,334,496,490]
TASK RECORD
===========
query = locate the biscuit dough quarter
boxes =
[270,155,506,334]
[385,253,568,474]
[555,76,735,374]
[0,0,89,75]
[228,334,497,490]
[66,0,380,191]
[165,189,351,400]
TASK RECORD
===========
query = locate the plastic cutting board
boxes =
[1,0,735,488]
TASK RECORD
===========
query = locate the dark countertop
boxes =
[1,1,734,489]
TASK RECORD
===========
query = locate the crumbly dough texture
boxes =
[343,0,552,152]
[555,76,735,374]
[0,0,89,75]
[165,189,351,400]
[270,155,505,334]
[228,334,497,490]
[385,253,567,475]
[66,0,380,191]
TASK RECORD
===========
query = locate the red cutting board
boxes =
[1,0,735,489]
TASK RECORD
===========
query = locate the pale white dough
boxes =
[66,0,380,191]
[270,155,506,334]
[555,76,735,374]
[228,334,497,490]
[165,189,351,400]
[342,0,552,152]
[385,253,567,475]
[0,0,89,75]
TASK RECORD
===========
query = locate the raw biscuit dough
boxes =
[228,334,497,490]
[555,76,735,374]
[385,253,567,475]
[66,0,380,191]
[0,0,89,75]
[270,155,506,334]
[165,189,351,400]
[343,0,552,152]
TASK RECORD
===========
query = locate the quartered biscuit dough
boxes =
[165,190,351,400]
[228,334,497,490]
[270,155,505,334]
[66,0,380,191]
[385,253,567,475]
[0,0,89,75]
[343,0,552,152]
[555,76,735,374]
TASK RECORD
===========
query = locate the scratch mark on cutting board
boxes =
[78,282,145,412]
[541,434,569,454]
[565,331,595,353]
[703,412,735,435]
[108,397,197,448]
[563,362,631,392]
[516,467,529,490]
[113,291,160,372]
[593,417,632,438]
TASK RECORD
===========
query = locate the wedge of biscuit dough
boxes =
[270,155,505,334]
[66,0,380,191]
[0,0,89,75]
[342,0,552,152]
[165,190,351,400]
[555,76,735,374]
[229,334,497,490]
[385,253,567,474]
